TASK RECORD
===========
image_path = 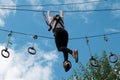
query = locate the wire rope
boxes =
[0,0,107,7]
[0,28,120,40]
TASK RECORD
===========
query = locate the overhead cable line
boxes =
[69,32,120,40]
[0,7,120,13]
[0,28,54,39]
[0,0,107,7]
[0,28,120,40]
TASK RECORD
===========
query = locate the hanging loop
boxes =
[1,48,10,58]
[28,35,38,55]
[28,47,36,55]
[1,31,13,58]
[103,35,118,63]
[109,52,118,63]
[89,56,99,67]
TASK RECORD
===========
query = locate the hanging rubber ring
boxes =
[28,47,36,55]
[89,56,99,67]
[1,48,10,58]
[109,52,118,63]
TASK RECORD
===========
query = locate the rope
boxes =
[0,0,107,7]
[0,28,120,40]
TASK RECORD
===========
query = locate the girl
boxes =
[43,10,78,72]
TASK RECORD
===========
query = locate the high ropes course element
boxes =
[0,0,119,68]
[0,28,120,40]
[0,28,119,67]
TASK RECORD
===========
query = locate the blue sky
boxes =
[0,0,120,80]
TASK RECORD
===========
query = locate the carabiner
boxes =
[1,48,10,58]
[89,56,99,67]
[28,47,36,55]
[109,52,118,63]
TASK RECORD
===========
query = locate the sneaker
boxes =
[72,49,78,63]
[63,60,72,72]
[63,61,69,67]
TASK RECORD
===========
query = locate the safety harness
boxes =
[48,15,64,31]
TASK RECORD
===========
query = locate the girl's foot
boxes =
[63,60,72,72]
[72,50,78,63]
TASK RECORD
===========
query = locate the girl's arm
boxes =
[42,11,50,26]
[43,11,52,31]
[47,10,53,31]
[59,10,64,19]
[47,10,52,23]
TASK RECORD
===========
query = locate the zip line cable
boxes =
[0,0,107,7]
[0,28,120,40]
[0,7,120,13]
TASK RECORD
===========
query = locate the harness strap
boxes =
[49,15,64,31]
[54,17,64,29]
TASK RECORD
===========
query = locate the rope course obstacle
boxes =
[103,35,118,63]
[0,28,119,67]
[1,31,12,58]
[28,35,38,55]
[0,0,119,67]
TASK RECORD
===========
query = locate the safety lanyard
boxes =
[49,16,64,31]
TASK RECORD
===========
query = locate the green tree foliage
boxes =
[64,51,120,80]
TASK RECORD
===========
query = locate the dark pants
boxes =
[54,28,72,61]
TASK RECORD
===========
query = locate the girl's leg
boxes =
[54,28,72,60]
[63,51,68,61]
[54,28,78,63]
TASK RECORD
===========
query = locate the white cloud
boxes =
[112,3,120,18]
[27,0,60,10]
[0,0,16,27]
[0,18,5,26]
[63,0,100,22]
[27,0,101,23]
[0,44,58,80]
[64,0,99,11]
[27,0,100,12]
[105,28,120,32]
[27,0,43,10]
